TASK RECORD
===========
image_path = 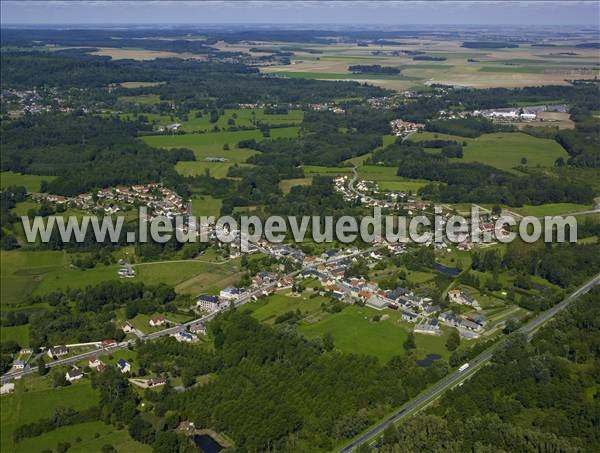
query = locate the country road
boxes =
[339,272,600,452]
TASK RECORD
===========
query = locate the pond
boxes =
[433,263,461,277]
[193,434,224,453]
[417,353,441,367]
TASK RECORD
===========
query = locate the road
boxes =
[1,248,367,384]
[339,272,600,452]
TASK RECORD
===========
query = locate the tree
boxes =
[38,356,48,375]
[403,332,416,351]
[446,328,460,351]
[323,332,334,351]
[521,157,528,165]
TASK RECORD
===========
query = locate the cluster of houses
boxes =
[308,103,346,115]
[1,87,73,117]
[30,183,188,218]
[118,263,136,279]
[390,119,425,136]
[195,286,244,313]
[157,123,182,132]
[64,357,132,383]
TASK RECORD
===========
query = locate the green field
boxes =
[410,131,569,173]
[357,165,429,192]
[143,126,299,159]
[191,194,223,217]
[0,171,56,192]
[299,305,410,362]
[269,71,419,81]
[302,166,353,177]
[0,324,29,346]
[117,93,162,104]
[181,108,304,132]
[245,292,328,324]
[279,177,313,193]
[512,202,592,217]
[0,379,99,452]
[0,250,241,306]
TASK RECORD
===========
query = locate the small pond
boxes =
[193,434,224,453]
[433,263,461,277]
[417,353,442,367]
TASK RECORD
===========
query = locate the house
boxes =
[118,265,136,279]
[196,294,220,312]
[189,322,206,335]
[101,339,116,348]
[13,360,26,369]
[65,368,83,382]
[414,320,441,335]
[47,345,68,359]
[219,287,240,301]
[122,322,134,333]
[88,357,103,369]
[173,331,196,343]
[448,290,480,309]
[401,310,418,323]
[116,359,131,374]
[439,311,483,332]
[148,376,166,387]
[149,315,166,327]
[366,295,389,310]
[422,304,441,316]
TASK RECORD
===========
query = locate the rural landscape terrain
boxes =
[1,3,600,453]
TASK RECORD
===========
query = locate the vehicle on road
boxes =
[458,363,470,372]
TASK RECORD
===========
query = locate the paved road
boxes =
[340,272,600,452]
[1,249,367,384]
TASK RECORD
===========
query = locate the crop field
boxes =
[253,40,599,90]
[0,171,56,192]
[89,47,207,61]
[410,131,569,172]
[0,379,99,452]
[181,108,304,132]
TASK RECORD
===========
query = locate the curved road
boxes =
[340,272,600,452]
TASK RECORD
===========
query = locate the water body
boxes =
[433,263,461,277]
[417,353,441,367]
[193,434,224,453]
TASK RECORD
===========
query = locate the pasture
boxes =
[279,177,313,193]
[0,171,56,192]
[358,165,429,193]
[410,131,569,172]
[181,108,303,132]
[246,292,329,324]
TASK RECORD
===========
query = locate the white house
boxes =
[149,315,166,327]
[117,359,131,374]
[196,294,220,312]
[65,368,83,382]
[219,287,240,301]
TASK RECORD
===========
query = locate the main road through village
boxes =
[339,272,600,452]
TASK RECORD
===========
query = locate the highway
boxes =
[339,272,600,452]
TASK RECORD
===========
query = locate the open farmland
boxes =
[89,47,207,60]
[410,131,569,173]
[0,171,56,192]
[180,108,304,132]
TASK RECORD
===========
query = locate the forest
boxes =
[378,287,600,452]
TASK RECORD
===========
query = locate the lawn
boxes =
[0,171,56,192]
[190,194,223,217]
[299,305,410,362]
[0,379,99,453]
[409,131,568,173]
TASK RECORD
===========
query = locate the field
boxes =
[299,305,410,362]
[512,202,593,217]
[89,47,207,61]
[302,166,353,177]
[180,108,304,132]
[410,131,569,172]
[190,194,223,217]
[279,177,313,193]
[358,166,429,192]
[0,171,56,192]
[117,93,162,105]
[254,40,600,90]
[0,250,241,307]
[245,292,329,324]
[0,324,29,346]
[0,378,99,452]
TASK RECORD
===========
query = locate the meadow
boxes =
[0,171,56,192]
[180,108,304,132]
[244,292,329,324]
[410,131,569,172]
[358,166,429,192]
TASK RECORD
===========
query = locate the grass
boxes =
[512,203,592,217]
[269,71,419,81]
[142,126,299,161]
[0,324,29,346]
[12,421,151,453]
[245,292,328,324]
[357,165,429,193]
[302,166,353,177]
[0,171,56,192]
[181,108,304,132]
[479,66,546,74]
[410,131,569,173]
[117,94,162,105]
[299,305,410,362]
[1,378,99,452]
[279,177,313,194]
[190,194,223,217]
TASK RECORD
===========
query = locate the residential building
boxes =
[117,359,131,374]
[219,287,240,301]
[65,368,83,382]
[13,360,25,369]
[197,294,220,312]
[149,315,166,327]
[366,294,389,310]
[47,345,68,359]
